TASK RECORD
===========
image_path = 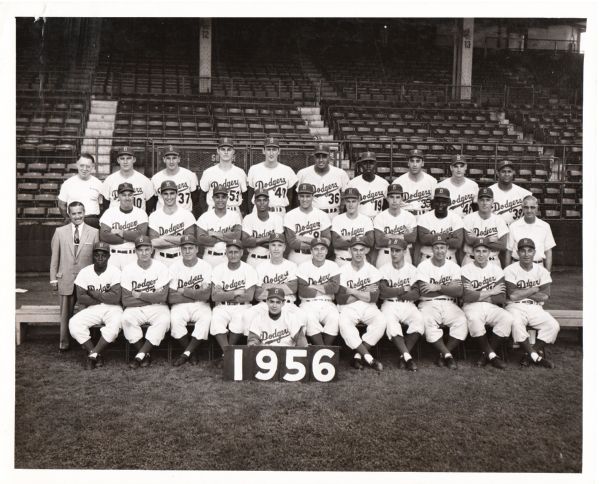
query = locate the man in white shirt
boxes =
[490,159,532,226]
[437,154,479,218]
[392,149,437,216]
[347,151,389,219]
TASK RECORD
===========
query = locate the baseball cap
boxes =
[226,238,243,249]
[387,183,403,195]
[342,187,361,199]
[310,237,330,249]
[388,239,408,250]
[472,238,489,249]
[349,236,369,248]
[218,137,234,148]
[266,287,286,301]
[451,154,467,165]
[431,234,448,246]
[116,146,135,157]
[254,188,270,199]
[265,137,280,148]
[117,182,134,194]
[433,187,451,200]
[409,149,424,159]
[180,234,199,246]
[358,151,377,163]
[160,180,178,193]
[497,159,514,170]
[517,238,536,250]
[314,143,330,155]
[269,232,286,244]
[93,241,110,253]
[297,183,316,195]
[163,145,179,157]
[135,235,152,248]
[212,185,228,196]
[478,187,494,199]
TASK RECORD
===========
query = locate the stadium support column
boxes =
[199,19,212,93]
[452,18,473,101]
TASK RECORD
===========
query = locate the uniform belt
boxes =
[338,256,352,261]
[512,300,539,305]
[322,207,339,213]
[111,248,135,254]
[302,298,332,303]
[295,249,311,254]
[469,254,497,260]
[219,301,244,306]
[268,206,285,213]
[158,251,180,259]
[424,254,453,260]
[207,250,224,256]
[226,206,240,211]
[421,297,456,302]
[384,298,402,303]
[382,249,390,254]
[512,258,543,264]
[249,253,269,259]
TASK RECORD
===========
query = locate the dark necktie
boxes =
[74,225,80,254]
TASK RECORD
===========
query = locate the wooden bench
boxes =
[15,305,61,345]
[528,309,583,344]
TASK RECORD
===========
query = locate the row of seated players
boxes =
[68,229,559,373]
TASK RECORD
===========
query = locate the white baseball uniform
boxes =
[417,210,464,261]
[196,209,243,268]
[347,175,389,219]
[168,257,213,341]
[247,162,298,211]
[101,170,155,210]
[437,177,479,218]
[416,258,468,342]
[120,260,171,346]
[338,261,386,350]
[297,165,350,220]
[379,262,424,339]
[148,207,196,267]
[151,167,199,212]
[489,183,532,225]
[199,164,247,211]
[58,174,103,216]
[284,207,331,265]
[331,212,374,265]
[461,262,512,338]
[69,264,123,344]
[373,209,417,267]
[507,217,556,262]
[99,206,148,270]
[297,260,340,337]
[241,212,284,268]
[504,262,560,344]
[248,306,305,346]
[210,261,258,336]
[393,172,437,216]
[462,211,509,265]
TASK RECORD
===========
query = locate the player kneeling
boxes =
[379,239,424,371]
[338,237,385,372]
[169,235,213,367]
[461,238,512,369]
[247,288,308,346]
[69,242,123,369]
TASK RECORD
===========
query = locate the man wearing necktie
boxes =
[50,201,99,351]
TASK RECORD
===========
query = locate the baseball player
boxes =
[337,237,385,371]
[416,235,467,370]
[436,154,479,218]
[151,145,200,216]
[506,195,556,271]
[121,235,171,369]
[58,153,103,228]
[195,185,243,268]
[489,159,532,226]
[416,187,464,264]
[210,239,258,365]
[296,237,341,346]
[373,183,417,268]
[99,182,149,270]
[101,146,155,213]
[462,187,508,267]
[392,149,437,216]
[68,242,123,369]
[241,188,284,269]
[331,188,374,266]
[198,137,247,214]
[461,238,512,369]
[247,288,308,347]
[169,235,213,367]
[504,238,559,368]
[347,151,389,219]
[296,143,350,221]
[284,183,331,265]
[379,239,424,371]
[247,137,298,215]
[148,180,196,267]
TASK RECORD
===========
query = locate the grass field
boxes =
[14,332,582,472]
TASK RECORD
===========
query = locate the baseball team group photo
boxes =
[10,14,588,478]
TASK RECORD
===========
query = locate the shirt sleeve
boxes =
[199,170,210,192]
[495,216,509,238]
[319,210,332,230]
[539,267,553,285]
[503,265,516,285]
[58,178,69,203]
[156,263,172,288]
[120,268,133,291]
[544,224,556,251]
[190,171,199,192]
[286,166,298,188]
[144,176,155,200]
[168,265,179,290]
[246,265,259,287]
[246,166,256,188]
[183,211,196,230]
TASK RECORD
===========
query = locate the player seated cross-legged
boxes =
[69,242,123,370]
[379,239,424,372]
[169,235,213,367]
[338,237,386,372]
[461,238,512,369]
[416,235,467,370]
[247,288,308,347]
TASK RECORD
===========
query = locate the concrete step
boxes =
[298,107,321,115]
[316,134,334,141]
[91,107,116,115]
[87,121,114,130]
[82,138,113,147]
[308,120,324,128]
[85,128,113,137]
[89,113,115,122]
[302,114,322,122]
[91,99,118,108]
[309,127,329,136]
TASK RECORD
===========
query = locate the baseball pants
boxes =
[376,247,412,268]
[463,302,513,338]
[69,304,123,344]
[381,300,425,339]
[421,252,456,262]
[419,300,468,343]
[121,304,171,346]
[246,253,270,269]
[506,303,560,344]
[108,249,137,271]
[170,301,212,340]
[334,251,352,267]
[338,301,386,350]
[461,254,501,267]
[288,250,312,266]
[202,250,227,269]
[300,299,340,337]
[210,303,252,336]
[154,250,181,268]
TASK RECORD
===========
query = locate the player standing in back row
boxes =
[392,149,437,216]
[489,159,532,226]
[347,151,389,219]
[436,154,479,218]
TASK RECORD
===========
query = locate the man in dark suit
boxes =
[50,201,99,351]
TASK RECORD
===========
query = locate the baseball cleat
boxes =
[444,356,458,370]
[215,357,224,369]
[129,357,142,369]
[85,355,96,370]
[520,354,531,368]
[189,352,200,366]
[398,356,406,369]
[489,356,507,369]
[435,353,445,367]
[476,352,488,367]
[173,354,189,367]
[140,353,152,368]
[405,358,418,372]
[536,357,555,369]
[95,354,104,368]
[352,357,364,370]
[367,359,384,372]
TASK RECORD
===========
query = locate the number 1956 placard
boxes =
[223,346,339,382]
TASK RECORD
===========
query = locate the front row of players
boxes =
[70,231,559,372]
